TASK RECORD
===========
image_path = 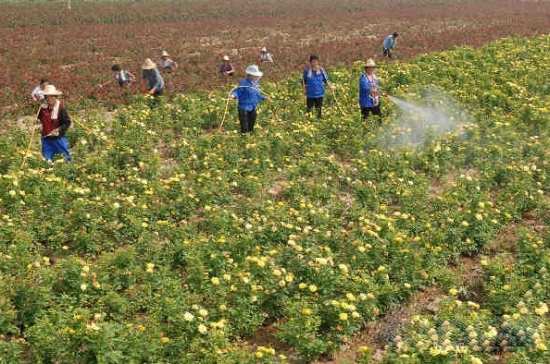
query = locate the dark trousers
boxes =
[383,48,393,58]
[361,105,382,121]
[238,108,257,133]
[306,97,324,118]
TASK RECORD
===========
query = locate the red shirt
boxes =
[38,104,61,137]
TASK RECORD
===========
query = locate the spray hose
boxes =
[218,85,273,131]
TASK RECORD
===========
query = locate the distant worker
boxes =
[141,58,165,96]
[359,59,382,122]
[219,55,235,77]
[111,64,135,88]
[159,50,178,72]
[258,47,274,64]
[37,85,72,162]
[232,65,266,134]
[31,79,49,102]
[383,32,399,58]
[302,54,331,118]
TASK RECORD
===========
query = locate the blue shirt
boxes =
[359,73,380,108]
[383,35,396,49]
[232,79,266,111]
[303,67,329,98]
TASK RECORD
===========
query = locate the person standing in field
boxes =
[258,47,274,64]
[232,65,266,134]
[159,50,178,72]
[383,32,399,58]
[141,58,165,96]
[37,85,72,162]
[359,59,382,122]
[302,55,331,118]
[31,79,49,102]
[219,55,235,78]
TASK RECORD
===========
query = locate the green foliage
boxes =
[0,35,548,362]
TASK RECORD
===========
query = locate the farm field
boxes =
[1,0,550,116]
[0,33,549,363]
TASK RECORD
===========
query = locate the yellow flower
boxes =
[339,312,348,321]
[146,263,155,273]
[308,284,318,293]
[535,303,548,316]
[198,324,208,334]
[160,336,170,344]
[301,308,312,316]
[183,312,194,321]
[211,277,220,286]
[449,288,458,296]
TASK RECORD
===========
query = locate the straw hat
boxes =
[142,58,157,70]
[261,47,267,52]
[42,84,63,96]
[222,55,230,61]
[161,50,170,57]
[245,64,263,77]
[365,58,377,68]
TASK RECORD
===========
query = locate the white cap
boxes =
[261,47,267,52]
[245,64,263,77]
[223,55,230,61]
[161,50,170,57]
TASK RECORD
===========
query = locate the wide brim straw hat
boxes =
[245,64,263,77]
[161,50,170,57]
[42,84,63,96]
[142,58,157,70]
[365,58,377,68]
[223,55,230,61]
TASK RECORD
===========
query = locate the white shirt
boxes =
[31,86,45,101]
[260,52,274,63]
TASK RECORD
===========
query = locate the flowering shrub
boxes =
[0,36,548,362]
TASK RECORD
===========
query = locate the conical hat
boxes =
[365,58,377,68]
[142,58,157,70]
[42,84,63,96]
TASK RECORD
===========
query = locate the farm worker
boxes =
[383,32,399,58]
[258,47,274,63]
[37,85,72,162]
[359,59,382,121]
[302,54,331,118]
[31,79,49,102]
[141,58,165,96]
[111,64,135,88]
[232,65,266,134]
[159,50,178,72]
[219,55,235,77]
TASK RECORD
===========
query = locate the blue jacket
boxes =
[142,68,164,92]
[383,35,396,50]
[232,79,266,111]
[303,67,329,98]
[359,73,380,108]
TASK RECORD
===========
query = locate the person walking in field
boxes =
[359,59,382,122]
[383,32,399,58]
[31,79,49,102]
[219,55,235,78]
[258,47,274,64]
[141,58,165,96]
[302,55,331,118]
[159,50,178,72]
[232,65,266,134]
[37,85,72,162]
